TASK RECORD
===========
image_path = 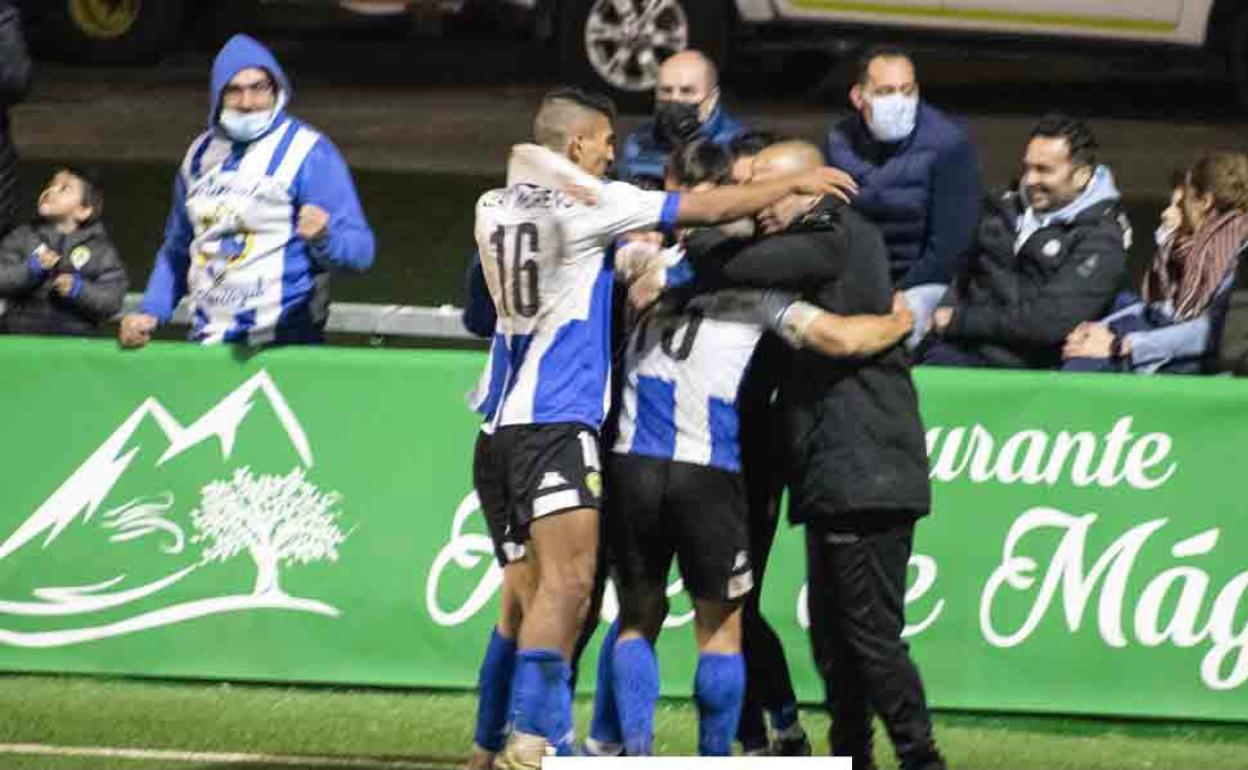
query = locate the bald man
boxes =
[684,140,947,770]
[618,49,746,190]
[466,90,857,770]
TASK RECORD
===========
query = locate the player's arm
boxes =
[674,168,857,226]
[762,290,914,358]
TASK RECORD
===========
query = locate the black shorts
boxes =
[605,453,753,603]
[473,422,603,567]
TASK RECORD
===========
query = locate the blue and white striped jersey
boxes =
[469,180,680,432]
[614,290,779,473]
[173,120,324,344]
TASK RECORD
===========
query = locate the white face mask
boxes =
[219,107,277,142]
[1155,223,1178,248]
[866,93,919,143]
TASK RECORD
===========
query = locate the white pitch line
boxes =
[0,742,456,768]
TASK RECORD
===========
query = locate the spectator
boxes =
[0,167,126,336]
[0,0,30,238]
[825,46,978,346]
[617,50,745,190]
[1066,155,1248,373]
[119,34,374,349]
[922,113,1129,369]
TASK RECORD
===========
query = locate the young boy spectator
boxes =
[0,166,126,336]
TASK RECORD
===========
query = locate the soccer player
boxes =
[466,87,858,770]
[598,141,913,758]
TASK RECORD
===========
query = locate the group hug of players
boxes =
[462,84,941,770]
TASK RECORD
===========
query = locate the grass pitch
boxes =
[0,674,1245,769]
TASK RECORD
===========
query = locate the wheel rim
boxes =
[584,0,690,92]
[69,0,141,40]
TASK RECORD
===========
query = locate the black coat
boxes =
[940,190,1129,368]
[1217,255,1248,375]
[0,219,128,335]
[685,198,932,521]
[0,1,29,237]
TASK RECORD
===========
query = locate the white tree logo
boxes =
[191,467,347,598]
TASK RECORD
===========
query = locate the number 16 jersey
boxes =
[469,180,680,432]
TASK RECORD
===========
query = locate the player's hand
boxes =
[297,205,330,242]
[36,245,61,271]
[119,313,157,350]
[51,274,76,297]
[792,167,859,203]
[891,292,915,332]
[931,307,953,336]
[628,267,665,311]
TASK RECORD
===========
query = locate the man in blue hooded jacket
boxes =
[617,50,745,190]
[825,48,978,345]
[119,34,374,348]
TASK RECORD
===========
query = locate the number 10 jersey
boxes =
[469,180,680,433]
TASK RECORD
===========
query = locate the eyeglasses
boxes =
[223,79,275,100]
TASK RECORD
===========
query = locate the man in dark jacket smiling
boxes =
[922,113,1129,369]
[686,140,944,770]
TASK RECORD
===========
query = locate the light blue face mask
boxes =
[867,93,919,143]
[219,107,276,142]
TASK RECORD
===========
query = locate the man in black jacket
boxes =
[686,140,943,770]
[921,113,1129,368]
[0,0,28,237]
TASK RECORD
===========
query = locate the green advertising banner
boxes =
[0,337,1246,722]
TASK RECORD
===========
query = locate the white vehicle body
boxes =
[733,0,1215,46]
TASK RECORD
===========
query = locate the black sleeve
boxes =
[0,225,34,295]
[948,225,1127,346]
[684,228,841,292]
[0,5,31,104]
[1218,259,1248,375]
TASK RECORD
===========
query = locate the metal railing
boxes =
[120,293,476,341]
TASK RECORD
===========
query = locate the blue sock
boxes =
[612,637,659,756]
[473,628,517,752]
[553,673,577,757]
[588,621,622,746]
[512,648,571,745]
[695,653,745,757]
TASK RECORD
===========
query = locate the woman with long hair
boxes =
[1063,153,1248,373]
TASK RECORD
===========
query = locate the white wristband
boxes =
[776,300,820,349]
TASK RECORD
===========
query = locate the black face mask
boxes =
[654,100,702,146]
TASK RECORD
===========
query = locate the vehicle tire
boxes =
[35,0,187,64]
[557,0,730,106]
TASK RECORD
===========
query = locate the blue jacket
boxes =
[825,102,979,289]
[618,104,745,189]
[140,34,374,344]
[462,249,494,338]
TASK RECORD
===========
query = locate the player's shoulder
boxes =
[476,186,510,210]
[478,183,580,214]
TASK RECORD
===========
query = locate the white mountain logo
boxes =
[0,370,347,647]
